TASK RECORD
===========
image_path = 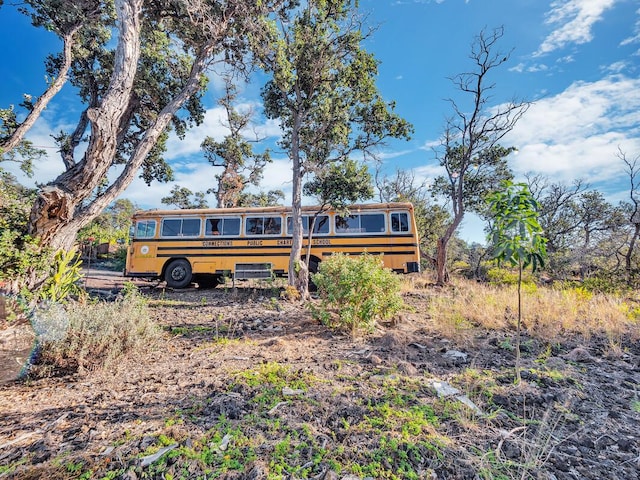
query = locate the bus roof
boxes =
[131,202,415,218]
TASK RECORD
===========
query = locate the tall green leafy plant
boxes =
[487,181,547,383]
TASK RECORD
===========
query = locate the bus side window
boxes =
[360,213,385,233]
[391,212,409,233]
[246,217,264,235]
[135,220,156,238]
[206,218,221,235]
[264,217,282,235]
[222,218,241,236]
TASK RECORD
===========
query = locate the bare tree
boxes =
[619,147,640,281]
[432,27,529,285]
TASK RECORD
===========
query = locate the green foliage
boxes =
[303,158,374,212]
[38,249,84,303]
[432,144,515,216]
[77,199,136,246]
[487,181,548,383]
[312,253,403,336]
[237,189,285,207]
[161,185,208,209]
[487,266,536,287]
[0,171,51,294]
[487,181,547,272]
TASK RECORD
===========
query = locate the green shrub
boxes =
[487,266,536,287]
[35,286,161,374]
[37,249,85,303]
[311,252,403,336]
[0,174,51,295]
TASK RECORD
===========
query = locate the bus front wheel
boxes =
[165,259,192,288]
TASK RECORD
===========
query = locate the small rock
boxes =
[431,380,460,397]
[396,360,419,376]
[368,354,384,366]
[562,347,594,363]
[282,387,305,396]
[443,350,468,364]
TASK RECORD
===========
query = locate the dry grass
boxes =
[36,289,162,374]
[406,276,640,344]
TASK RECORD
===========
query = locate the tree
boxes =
[161,186,208,209]
[259,0,412,296]
[0,0,108,162]
[303,158,374,214]
[376,167,451,268]
[302,158,374,282]
[237,190,285,207]
[618,148,640,283]
[526,174,628,281]
[202,76,272,208]
[487,181,547,384]
[432,27,528,285]
[77,198,137,244]
[2,0,285,291]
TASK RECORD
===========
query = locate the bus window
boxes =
[246,216,282,236]
[205,217,241,236]
[336,213,385,234]
[161,218,201,237]
[135,220,156,238]
[391,212,410,233]
[286,215,330,235]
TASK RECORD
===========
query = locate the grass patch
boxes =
[35,287,161,374]
[426,278,640,344]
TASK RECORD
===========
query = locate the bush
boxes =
[487,266,536,289]
[34,286,161,374]
[311,252,403,336]
[0,174,51,295]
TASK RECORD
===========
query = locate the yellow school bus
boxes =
[124,202,420,288]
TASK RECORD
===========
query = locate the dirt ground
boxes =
[0,270,639,479]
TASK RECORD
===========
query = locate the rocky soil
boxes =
[0,271,639,480]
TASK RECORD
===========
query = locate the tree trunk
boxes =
[435,213,463,285]
[27,0,214,259]
[28,0,143,254]
[626,222,640,283]
[288,110,309,299]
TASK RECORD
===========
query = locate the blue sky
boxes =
[1,0,639,243]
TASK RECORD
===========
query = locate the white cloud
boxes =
[601,61,628,73]
[120,156,294,210]
[503,74,640,183]
[164,101,279,161]
[534,0,617,57]
[620,7,640,47]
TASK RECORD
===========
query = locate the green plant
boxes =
[38,248,85,303]
[311,252,404,336]
[487,181,547,384]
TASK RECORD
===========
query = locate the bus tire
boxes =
[165,259,192,288]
